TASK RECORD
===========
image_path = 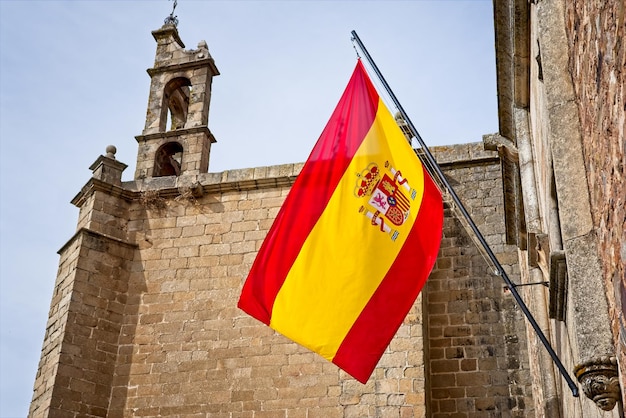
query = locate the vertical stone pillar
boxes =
[423,144,534,416]
[29,148,136,418]
[536,0,621,412]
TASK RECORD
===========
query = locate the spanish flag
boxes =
[238,60,443,383]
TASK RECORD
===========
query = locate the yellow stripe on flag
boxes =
[270,98,426,360]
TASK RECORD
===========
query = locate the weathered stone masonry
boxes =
[425,145,533,418]
[493,0,624,415]
[29,143,533,418]
[565,0,625,391]
[29,22,534,418]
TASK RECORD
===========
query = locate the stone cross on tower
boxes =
[134,23,219,180]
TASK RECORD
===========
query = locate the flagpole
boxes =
[350,30,579,397]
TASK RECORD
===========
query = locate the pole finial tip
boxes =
[164,0,179,27]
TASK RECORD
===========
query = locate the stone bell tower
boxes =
[134,23,219,179]
[28,22,222,418]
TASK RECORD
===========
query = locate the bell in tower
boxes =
[134,21,219,179]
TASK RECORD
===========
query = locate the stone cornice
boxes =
[135,126,216,144]
[71,143,498,208]
[70,166,301,208]
[71,178,136,207]
[147,57,219,77]
[493,0,530,144]
[57,227,138,256]
[430,142,500,169]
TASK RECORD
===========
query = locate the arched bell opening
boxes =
[160,77,191,132]
[153,142,183,177]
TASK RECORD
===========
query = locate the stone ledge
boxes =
[135,126,215,144]
[57,227,138,256]
[73,144,496,206]
[147,57,219,77]
[429,142,499,167]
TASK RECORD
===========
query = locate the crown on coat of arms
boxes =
[355,164,381,197]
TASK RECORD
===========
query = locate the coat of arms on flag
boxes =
[356,161,418,241]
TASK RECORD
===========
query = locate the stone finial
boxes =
[89,147,128,186]
[574,357,622,411]
[105,145,117,160]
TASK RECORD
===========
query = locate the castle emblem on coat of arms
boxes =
[355,162,418,241]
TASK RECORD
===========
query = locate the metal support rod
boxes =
[350,30,579,397]
[506,281,550,289]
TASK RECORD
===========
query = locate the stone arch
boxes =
[153,141,183,177]
[161,77,191,131]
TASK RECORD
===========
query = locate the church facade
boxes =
[29,0,623,417]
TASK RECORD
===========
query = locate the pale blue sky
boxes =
[0,1,496,416]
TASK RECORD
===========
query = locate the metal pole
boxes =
[350,30,579,397]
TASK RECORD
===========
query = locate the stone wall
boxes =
[107,162,431,417]
[29,230,136,418]
[564,0,626,387]
[30,143,534,417]
[425,144,533,418]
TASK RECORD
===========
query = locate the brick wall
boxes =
[105,166,430,417]
[30,143,534,417]
[29,230,136,418]
[425,145,533,418]
[564,0,626,393]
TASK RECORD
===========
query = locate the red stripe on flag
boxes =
[238,61,379,324]
[331,167,443,383]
